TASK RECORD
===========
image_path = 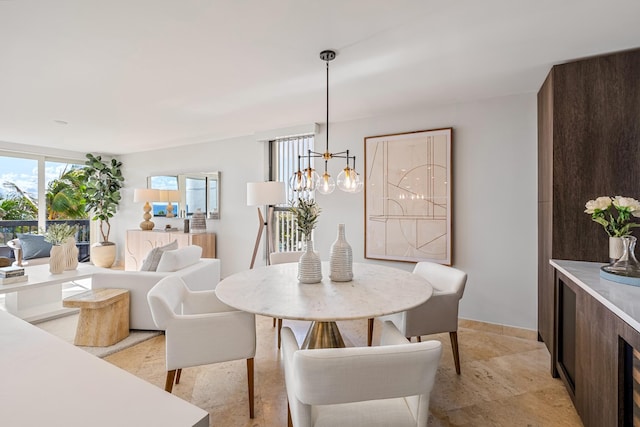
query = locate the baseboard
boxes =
[459,318,538,341]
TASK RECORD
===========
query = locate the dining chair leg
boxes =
[247,358,255,418]
[450,331,461,374]
[273,317,276,327]
[417,336,422,342]
[175,368,182,384]
[165,370,177,393]
[287,401,293,427]
[367,318,374,346]
[277,318,283,349]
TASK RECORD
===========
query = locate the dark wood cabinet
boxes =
[538,48,640,355]
[553,264,640,426]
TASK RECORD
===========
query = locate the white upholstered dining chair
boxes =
[282,321,442,427]
[147,275,257,418]
[269,251,303,349]
[369,261,467,374]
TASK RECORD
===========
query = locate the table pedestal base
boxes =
[302,321,345,349]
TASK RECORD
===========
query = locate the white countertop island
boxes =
[0,310,208,427]
[550,259,640,333]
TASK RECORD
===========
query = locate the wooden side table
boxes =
[63,288,130,347]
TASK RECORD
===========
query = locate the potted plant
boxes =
[84,153,124,268]
[44,223,78,274]
[289,198,322,283]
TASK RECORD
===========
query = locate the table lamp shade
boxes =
[133,188,161,203]
[157,189,181,202]
[247,182,287,206]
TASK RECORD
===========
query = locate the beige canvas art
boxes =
[365,128,452,264]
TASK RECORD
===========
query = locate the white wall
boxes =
[117,92,538,330]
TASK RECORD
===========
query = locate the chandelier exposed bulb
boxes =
[316,171,336,195]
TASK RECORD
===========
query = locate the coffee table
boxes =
[215,262,433,348]
[0,263,106,322]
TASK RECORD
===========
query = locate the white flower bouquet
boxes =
[584,196,640,237]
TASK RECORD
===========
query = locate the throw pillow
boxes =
[17,234,52,259]
[140,240,179,271]
[156,245,202,272]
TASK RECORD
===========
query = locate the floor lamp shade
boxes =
[247,182,287,206]
[246,182,287,269]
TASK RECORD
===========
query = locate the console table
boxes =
[124,229,216,271]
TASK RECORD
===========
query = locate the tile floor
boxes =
[104,316,583,427]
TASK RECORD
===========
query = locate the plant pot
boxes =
[49,245,65,274]
[298,239,322,284]
[91,242,116,268]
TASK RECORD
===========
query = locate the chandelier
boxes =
[290,50,363,195]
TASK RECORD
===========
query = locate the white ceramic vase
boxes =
[49,245,65,274]
[610,236,624,263]
[63,237,79,270]
[298,239,322,284]
[329,224,353,282]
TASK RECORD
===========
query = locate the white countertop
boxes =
[215,262,433,321]
[0,310,208,427]
[550,259,640,333]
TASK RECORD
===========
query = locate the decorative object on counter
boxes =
[246,181,287,268]
[601,235,640,279]
[183,219,190,233]
[585,196,640,262]
[44,223,78,274]
[133,188,160,231]
[290,198,322,283]
[190,208,207,233]
[329,223,353,282]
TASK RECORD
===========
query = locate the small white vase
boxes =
[63,237,79,270]
[330,224,353,282]
[298,239,322,284]
[610,236,624,263]
[49,245,65,274]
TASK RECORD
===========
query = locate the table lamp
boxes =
[157,189,181,218]
[247,181,287,269]
[133,188,161,230]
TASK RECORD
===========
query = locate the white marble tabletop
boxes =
[550,259,640,333]
[215,262,433,321]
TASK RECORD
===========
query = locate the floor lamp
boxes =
[247,181,287,269]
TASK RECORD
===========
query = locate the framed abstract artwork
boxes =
[364,128,452,264]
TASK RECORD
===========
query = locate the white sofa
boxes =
[91,247,221,331]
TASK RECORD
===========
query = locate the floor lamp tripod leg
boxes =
[250,207,265,269]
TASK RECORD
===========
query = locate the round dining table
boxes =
[215,262,433,349]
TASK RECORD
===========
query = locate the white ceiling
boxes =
[1,0,639,155]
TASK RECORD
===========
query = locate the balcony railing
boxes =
[0,219,91,262]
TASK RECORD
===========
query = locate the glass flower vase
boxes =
[603,235,640,277]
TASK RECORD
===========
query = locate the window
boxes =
[0,152,89,249]
[270,134,314,252]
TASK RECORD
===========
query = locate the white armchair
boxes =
[371,261,468,374]
[147,275,257,418]
[269,251,303,349]
[282,321,442,427]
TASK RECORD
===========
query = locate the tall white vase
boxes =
[330,224,353,282]
[298,239,322,284]
[63,237,79,270]
[49,245,65,274]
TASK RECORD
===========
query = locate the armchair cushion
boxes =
[16,234,52,259]
[140,240,178,271]
[156,245,202,272]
